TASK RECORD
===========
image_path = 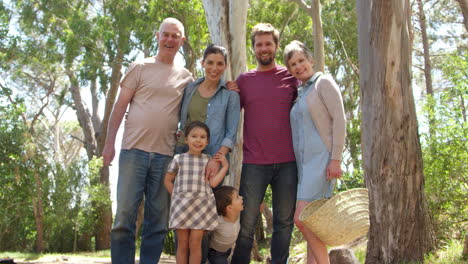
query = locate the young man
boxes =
[102,17,193,264]
[209,186,244,264]
[231,23,299,264]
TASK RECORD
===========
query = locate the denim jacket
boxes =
[179,77,240,155]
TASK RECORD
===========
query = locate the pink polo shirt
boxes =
[237,65,299,164]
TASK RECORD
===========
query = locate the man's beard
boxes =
[257,54,274,66]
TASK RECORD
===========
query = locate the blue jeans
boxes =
[207,248,231,264]
[232,162,297,264]
[111,149,171,264]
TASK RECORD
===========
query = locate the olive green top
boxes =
[177,87,210,145]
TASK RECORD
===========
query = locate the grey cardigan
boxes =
[305,74,346,160]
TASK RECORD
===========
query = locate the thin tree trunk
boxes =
[67,70,97,160]
[455,0,468,32]
[461,92,467,122]
[356,0,434,263]
[93,48,124,250]
[251,236,263,262]
[310,0,325,72]
[95,166,112,250]
[255,211,265,242]
[262,203,273,236]
[182,42,196,75]
[289,0,326,72]
[135,199,145,238]
[32,168,44,253]
[417,0,433,95]
[90,77,101,131]
[417,0,436,138]
[463,233,468,257]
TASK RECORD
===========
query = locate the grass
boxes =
[251,237,466,264]
[1,239,465,263]
[0,250,111,261]
[424,239,466,264]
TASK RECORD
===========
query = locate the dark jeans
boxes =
[207,248,232,264]
[231,162,298,264]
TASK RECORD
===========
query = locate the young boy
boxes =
[208,186,244,264]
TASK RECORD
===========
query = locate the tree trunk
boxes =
[289,0,326,72]
[416,0,436,138]
[310,0,325,72]
[135,199,145,239]
[356,0,434,263]
[251,236,263,262]
[255,211,265,242]
[182,41,196,74]
[32,168,44,253]
[93,49,124,250]
[67,70,97,160]
[90,77,102,130]
[416,0,433,96]
[262,203,273,236]
[95,166,112,250]
[455,0,468,32]
[463,233,468,258]
[202,0,248,187]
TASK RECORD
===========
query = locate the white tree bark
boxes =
[289,0,325,72]
[202,0,248,187]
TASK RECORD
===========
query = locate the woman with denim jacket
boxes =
[176,44,240,173]
[175,43,240,264]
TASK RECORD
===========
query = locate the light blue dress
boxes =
[290,73,335,201]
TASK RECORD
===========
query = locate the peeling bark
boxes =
[357,0,434,262]
[202,0,248,187]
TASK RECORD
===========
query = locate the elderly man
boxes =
[102,17,193,264]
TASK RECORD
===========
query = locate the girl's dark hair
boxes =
[214,186,237,216]
[184,121,210,140]
[203,44,228,64]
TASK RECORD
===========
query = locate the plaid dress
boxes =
[168,153,218,230]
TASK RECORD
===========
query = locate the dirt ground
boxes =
[9,255,176,264]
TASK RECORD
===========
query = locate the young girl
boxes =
[164,121,229,264]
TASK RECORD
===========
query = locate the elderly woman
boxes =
[177,43,240,172]
[284,40,346,264]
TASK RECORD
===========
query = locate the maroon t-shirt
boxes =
[237,65,299,164]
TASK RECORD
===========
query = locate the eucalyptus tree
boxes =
[288,0,325,72]
[202,0,249,187]
[357,0,434,262]
[455,0,468,31]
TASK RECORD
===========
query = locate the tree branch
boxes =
[289,0,311,12]
[334,29,360,77]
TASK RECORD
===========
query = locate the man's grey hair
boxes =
[158,17,185,37]
[283,40,313,68]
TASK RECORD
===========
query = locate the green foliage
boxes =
[421,51,467,242]
[0,86,36,251]
[247,0,313,69]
